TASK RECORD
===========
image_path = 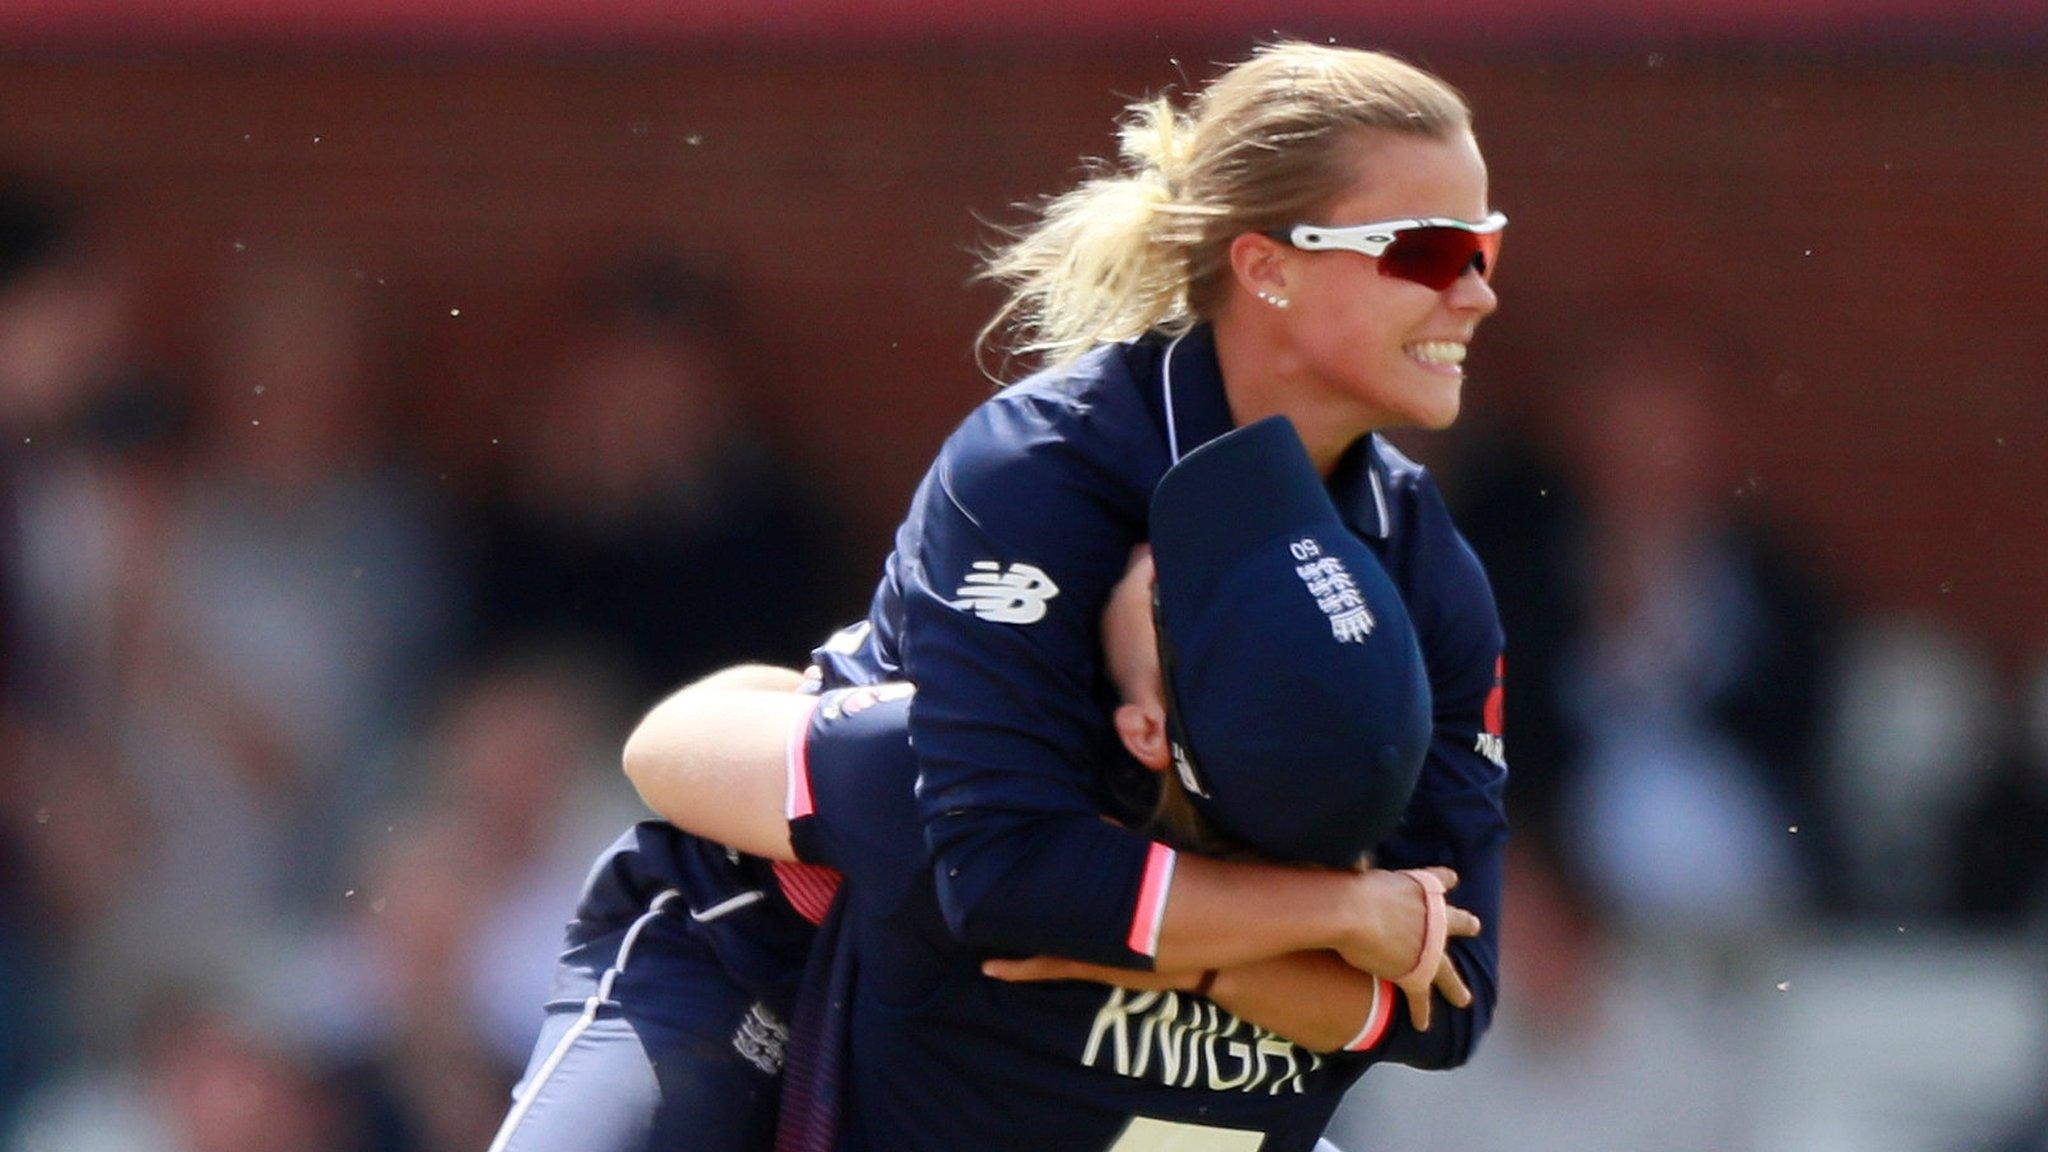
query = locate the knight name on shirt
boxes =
[1080,988,1328,1095]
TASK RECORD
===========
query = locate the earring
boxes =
[1257,291,1290,310]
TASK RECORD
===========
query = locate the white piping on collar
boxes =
[1161,330,1388,535]
[1368,459,1390,535]
[1160,330,1189,464]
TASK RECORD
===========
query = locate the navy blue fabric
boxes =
[789,691,1375,1152]
[822,324,1507,1063]
[772,897,856,1152]
[551,821,816,1008]
[495,946,784,1152]
[494,822,815,1152]
[1148,416,1432,868]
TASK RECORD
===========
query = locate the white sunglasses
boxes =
[1275,212,1508,290]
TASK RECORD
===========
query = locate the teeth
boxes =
[1406,341,1467,367]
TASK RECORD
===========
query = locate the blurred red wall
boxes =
[1,50,2041,660]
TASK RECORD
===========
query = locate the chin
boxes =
[1414,393,1463,430]
[1390,380,1463,431]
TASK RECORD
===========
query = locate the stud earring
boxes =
[1257,291,1290,310]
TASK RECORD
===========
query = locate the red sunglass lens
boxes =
[1380,228,1500,291]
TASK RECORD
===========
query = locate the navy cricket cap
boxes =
[1148,416,1432,869]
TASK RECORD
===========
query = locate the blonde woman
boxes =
[803,38,1508,1050]
[491,40,1508,1152]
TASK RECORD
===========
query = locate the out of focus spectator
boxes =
[0,184,180,1125]
[1559,331,1839,931]
[269,655,640,1147]
[0,184,182,717]
[464,251,856,699]
[1458,311,1846,937]
[5,989,365,1152]
[1947,651,2048,925]
[1825,617,2003,917]
[115,249,457,944]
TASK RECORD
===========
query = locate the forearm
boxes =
[1206,951,1390,1054]
[675,663,810,694]
[1155,853,1449,980]
[980,948,1392,1054]
[1149,853,1372,970]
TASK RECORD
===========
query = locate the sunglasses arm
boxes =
[1278,211,1508,256]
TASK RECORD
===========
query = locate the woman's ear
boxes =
[1227,231,1291,303]
[1114,702,1173,772]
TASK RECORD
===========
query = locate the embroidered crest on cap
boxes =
[1289,538,1375,644]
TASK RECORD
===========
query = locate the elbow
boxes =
[619,695,705,818]
[1430,1018,1485,1071]
[929,844,1057,954]
[1413,992,1496,1071]
[933,866,1000,950]
[620,716,661,797]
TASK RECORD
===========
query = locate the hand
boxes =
[981,956,1201,994]
[1336,866,1481,1031]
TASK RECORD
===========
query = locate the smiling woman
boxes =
[776,38,1514,1148]
[488,40,1511,1152]
[979,45,1503,464]
[1229,130,1501,440]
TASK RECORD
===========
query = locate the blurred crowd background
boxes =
[0,4,2043,1151]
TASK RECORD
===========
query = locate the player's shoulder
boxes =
[954,344,1160,453]
[936,342,1167,504]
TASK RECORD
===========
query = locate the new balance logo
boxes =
[949,561,1060,624]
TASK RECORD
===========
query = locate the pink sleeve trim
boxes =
[1125,842,1177,958]
[1344,977,1398,1051]
[784,696,822,819]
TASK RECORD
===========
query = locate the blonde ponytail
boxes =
[977,96,1220,368]
[979,43,1473,373]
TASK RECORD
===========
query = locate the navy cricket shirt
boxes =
[788,687,1387,1152]
[812,324,1509,1069]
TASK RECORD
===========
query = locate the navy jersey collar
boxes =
[1157,324,1391,539]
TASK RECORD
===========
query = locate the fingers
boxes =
[1403,981,1432,1032]
[980,957,1191,993]
[1400,956,1470,1034]
[981,957,1074,983]
[1433,956,1472,1009]
[1423,866,1460,893]
[1446,907,1483,939]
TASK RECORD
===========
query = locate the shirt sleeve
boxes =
[788,687,922,875]
[895,394,1170,968]
[1363,479,1510,1070]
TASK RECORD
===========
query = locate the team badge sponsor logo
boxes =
[1475,732,1506,768]
[1082,988,1324,1095]
[1288,538,1375,644]
[732,1002,789,1076]
[948,561,1060,624]
[1476,657,1506,766]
